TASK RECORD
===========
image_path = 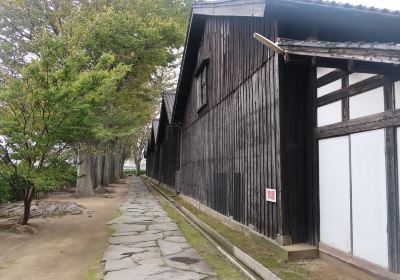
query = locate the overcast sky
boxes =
[314,0,400,10]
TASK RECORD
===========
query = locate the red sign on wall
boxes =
[266,188,276,203]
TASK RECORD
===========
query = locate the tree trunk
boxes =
[92,155,98,188]
[135,161,141,176]
[103,149,112,186]
[115,151,122,181]
[96,155,104,188]
[120,159,125,178]
[109,152,114,183]
[76,149,95,197]
[20,186,34,225]
[113,151,119,182]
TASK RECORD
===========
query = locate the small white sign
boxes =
[266,188,276,203]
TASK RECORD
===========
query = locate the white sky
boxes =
[318,0,400,10]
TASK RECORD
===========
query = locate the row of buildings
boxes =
[145,0,400,277]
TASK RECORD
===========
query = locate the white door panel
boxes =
[319,136,351,252]
[350,129,388,268]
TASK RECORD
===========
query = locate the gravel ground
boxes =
[0,200,86,218]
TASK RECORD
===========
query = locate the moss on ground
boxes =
[107,225,115,237]
[152,189,248,280]
[113,208,121,219]
[154,183,316,280]
[85,255,102,280]
[85,268,97,280]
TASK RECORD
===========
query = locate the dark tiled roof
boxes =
[162,93,176,124]
[173,0,400,123]
[288,0,400,15]
[193,0,400,15]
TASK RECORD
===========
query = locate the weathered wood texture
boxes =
[179,15,285,239]
[148,95,181,188]
[280,61,311,243]
[157,126,180,187]
[145,120,159,180]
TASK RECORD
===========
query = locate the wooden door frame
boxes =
[310,57,400,273]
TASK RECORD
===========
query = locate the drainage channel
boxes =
[143,177,280,280]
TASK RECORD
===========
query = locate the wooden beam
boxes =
[253,33,285,54]
[317,69,347,88]
[317,75,385,107]
[384,80,400,273]
[280,45,400,65]
[315,109,400,139]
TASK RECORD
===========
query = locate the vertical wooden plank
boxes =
[384,79,400,273]
[342,73,350,121]
[273,19,281,238]
[267,51,272,237]
[307,58,319,245]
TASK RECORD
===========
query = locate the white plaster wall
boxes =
[349,73,375,85]
[349,87,384,119]
[317,101,342,127]
[317,67,342,98]
[395,81,400,109]
[317,67,338,79]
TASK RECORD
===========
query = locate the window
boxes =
[196,59,209,111]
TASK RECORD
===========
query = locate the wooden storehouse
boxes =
[148,0,400,276]
[155,93,181,187]
[146,93,181,187]
[145,119,159,179]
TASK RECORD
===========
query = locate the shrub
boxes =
[0,177,12,203]
[123,169,146,176]
[123,169,135,176]
[0,172,25,203]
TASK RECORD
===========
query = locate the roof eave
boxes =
[278,38,400,65]
[193,0,266,17]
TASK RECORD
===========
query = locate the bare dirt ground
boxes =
[0,180,128,280]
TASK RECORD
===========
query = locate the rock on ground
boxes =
[0,201,85,218]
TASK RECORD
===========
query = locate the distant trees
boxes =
[0,0,190,224]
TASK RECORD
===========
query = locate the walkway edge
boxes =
[143,177,281,280]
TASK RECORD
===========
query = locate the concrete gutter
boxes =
[143,177,281,280]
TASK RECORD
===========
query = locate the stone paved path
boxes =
[103,176,217,280]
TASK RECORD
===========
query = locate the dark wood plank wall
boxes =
[146,133,156,178]
[158,126,180,187]
[180,15,285,239]
[147,152,156,179]
[280,60,311,243]
[146,153,152,176]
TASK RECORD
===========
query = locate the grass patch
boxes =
[152,189,247,280]
[154,182,316,280]
[85,267,97,280]
[85,254,103,280]
[106,208,120,237]
[107,225,115,237]
[113,208,121,219]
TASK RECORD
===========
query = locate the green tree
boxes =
[65,0,188,195]
[0,0,190,221]
[0,35,129,224]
